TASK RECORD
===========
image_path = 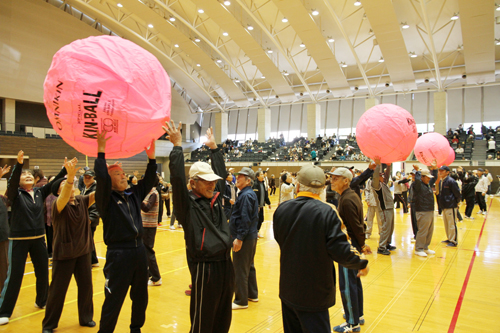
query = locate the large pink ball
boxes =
[441,147,456,167]
[44,36,171,158]
[356,104,418,163]
[414,132,450,166]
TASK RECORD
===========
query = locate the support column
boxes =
[214,112,228,144]
[365,97,379,110]
[257,108,271,142]
[434,91,447,135]
[181,123,191,142]
[307,103,321,139]
[2,99,15,132]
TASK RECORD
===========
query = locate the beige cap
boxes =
[420,169,434,178]
[328,167,353,181]
[297,165,326,188]
[189,162,223,181]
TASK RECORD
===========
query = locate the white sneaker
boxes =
[148,278,162,286]
[232,303,248,310]
[0,317,9,325]
[477,211,483,214]
[92,262,100,267]
[481,211,487,215]
[34,302,46,309]
[411,239,416,243]
[415,251,427,257]
[178,224,183,229]
[248,298,259,302]
[169,225,176,230]
[424,249,435,255]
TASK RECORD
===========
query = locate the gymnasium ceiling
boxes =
[46,0,500,112]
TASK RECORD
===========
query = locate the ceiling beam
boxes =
[419,0,443,90]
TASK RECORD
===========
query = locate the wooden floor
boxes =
[2,194,500,333]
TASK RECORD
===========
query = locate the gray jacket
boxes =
[372,164,394,210]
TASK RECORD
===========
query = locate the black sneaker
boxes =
[446,242,457,247]
[387,245,397,251]
[377,248,390,255]
[441,240,451,244]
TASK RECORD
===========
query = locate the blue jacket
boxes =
[438,175,461,209]
[229,186,259,241]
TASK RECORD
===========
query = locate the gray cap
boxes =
[297,165,326,188]
[238,167,255,180]
[84,170,95,177]
[328,167,353,181]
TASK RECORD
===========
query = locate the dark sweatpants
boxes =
[42,253,93,329]
[475,192,487,212]
[164,199,171,217]
[0,240,8,293]
[257,207,264,231]
[0,238,49,318]
[233,238,258,306]
[281,301,331,333]
[188,258,234,333]
[91,226,99,265]
[98,245,148,333]
[142,227,161,282]
[339,264,364,326]
[465,197,475,217]
[45,225,53,258]
[410,203,418,239]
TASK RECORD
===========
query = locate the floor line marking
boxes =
[448,201,492,333]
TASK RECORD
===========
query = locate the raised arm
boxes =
[372,159,382,190]
[7,151,25,202]
[41,158,71,200]
[204,127,226,193]
[94,130,113,218]
[56,158,80,212]
[136,139,157,201]
[351,161,375,189]
[164,120,191,227]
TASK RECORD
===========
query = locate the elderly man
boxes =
[94,131,157,333]
[474,168,488,215]
[253,171,271,238]
[274,165,369,333]
[372,160,395,255]
[230,167,259,310]
[329,168,372,332]
[166,121,234,332]
[412,162,438,257]
[436,166,461,247]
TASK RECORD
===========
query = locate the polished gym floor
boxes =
[1,193,499,332]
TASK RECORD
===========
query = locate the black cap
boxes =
[84,170,95,177]
[477,168,485,172]
[51,178,67,197]
[439,166,450,171]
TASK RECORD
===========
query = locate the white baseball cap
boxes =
[328,167,353,181]
[189,162,222,181]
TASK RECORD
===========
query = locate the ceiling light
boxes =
[283,71,289,76]
[194,38,201,42]
[401,22,410,29]
[328,37,335,43]
[169,16,176,22]
[282,17,288,23]
[451,13,459,20]
[196,64,201,67]
[174,44,179,48]
[234,79,240,83]
[223,32,229,36]
[117,3,123,8]
[496,4,500,11]
[216,59,222,63]
[409,52,417,58]
[496,39,500,45]
[148,24,154,28]
[300,43,305,47]
[198,9,204,13]
[369,29,374,35]
[267,49,273,53]
[312,9,319,16]
[354,1,361,6]
[261,76,266,79]
[247,25,254,30]
[224,1,231,5]
[378,57,384,63]
[340,62,347,68]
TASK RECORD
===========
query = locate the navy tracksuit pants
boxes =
[339,264,364,326]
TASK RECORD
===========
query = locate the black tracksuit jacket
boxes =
[94,152,156,248]
[7,163,67,238]
[169,146,232,262]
